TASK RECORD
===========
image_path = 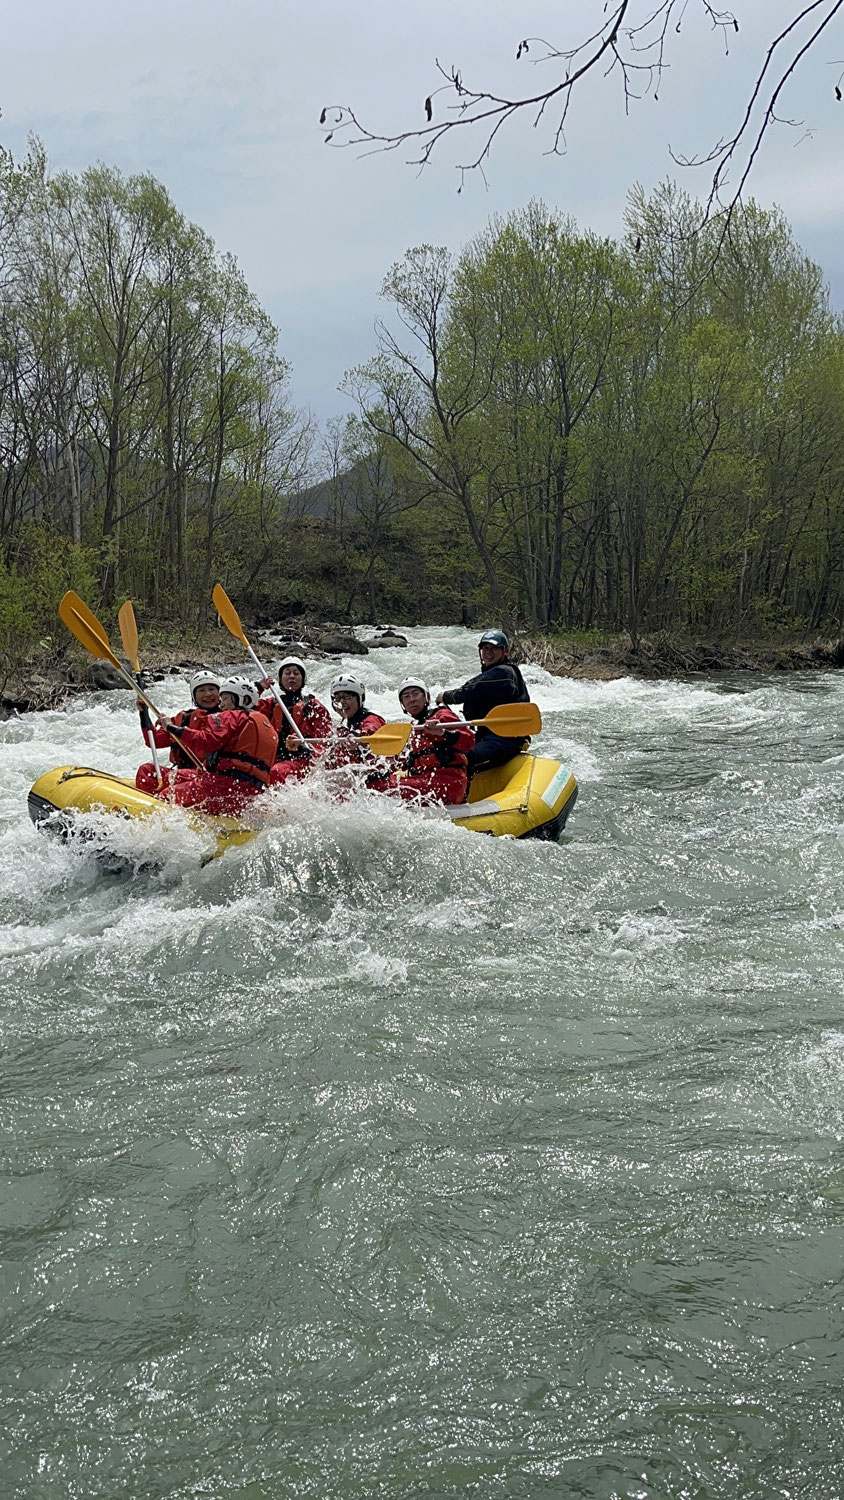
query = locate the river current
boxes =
[1,625,843,1499]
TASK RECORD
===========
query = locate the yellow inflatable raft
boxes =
[27,766,257,863]
[28,753,578,860]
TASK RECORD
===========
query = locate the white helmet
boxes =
[219,674,258,710]
[277,655,306,685]
[330,673,365,706]
[398,676,430,707]
[190,669,220,702]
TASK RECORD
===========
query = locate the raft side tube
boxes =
[27,766,257,862]
[447,754,579,842]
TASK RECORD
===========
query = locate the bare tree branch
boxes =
[321,2,843,210]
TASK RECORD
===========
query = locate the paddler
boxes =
[255,655,332,785]
[387,677,474,805]
[323,674,389,788]
[151,674,278,816]
[135,669,221,795]
[436,629,532,773]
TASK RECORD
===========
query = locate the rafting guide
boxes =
[437,629,532,773]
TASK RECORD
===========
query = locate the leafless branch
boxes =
[320,1,844,215]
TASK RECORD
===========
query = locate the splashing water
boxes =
[2,627,843,1498]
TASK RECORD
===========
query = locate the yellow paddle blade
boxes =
[59,591,110,651]
[360,721,412,757]
[59,592,120,667]
[212,583,248,647]
[472,702,542,736]
[117,600,140,675]
[58,593,205,769]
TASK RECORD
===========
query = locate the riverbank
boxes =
[516,632,844,680]
[3,618,843,717]
[0,615,406,717]
[0,624,237,719]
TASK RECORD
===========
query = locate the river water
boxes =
[1,626,842,1499]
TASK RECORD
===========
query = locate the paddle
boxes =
[58,592,205,772]
[355,722,411,756]
[301,721,412,757]
[446,702,542,736]
[212,583,305,744]
[116,599,140,672]
[62,591,111,647]
[118,600,163,789]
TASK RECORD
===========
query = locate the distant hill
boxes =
[291,460,371,522]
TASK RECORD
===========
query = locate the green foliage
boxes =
[0,142,307,629]
[2,138,843,647]
[0,527,99,686]
[349,188,844,639]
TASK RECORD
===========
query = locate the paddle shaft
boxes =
[118,601,163,789]
[212,584,305,744]
[144,720,164,788]
[242,638,306,745]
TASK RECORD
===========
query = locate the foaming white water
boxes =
[4,626,844,1500]
[2,624,843,929]
[600,912,688,957]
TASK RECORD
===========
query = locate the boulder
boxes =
[286,639,332,661]
[86,661,125,691]
[252,619,371,655]
[363,632,408,649]
[309,630,368,655]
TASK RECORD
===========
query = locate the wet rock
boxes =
[254,619,368,655]
[364,630,408,649]
[308,630,368,655]
[0,695,27,719]
[86,661,125,690]
[263,637,332,660]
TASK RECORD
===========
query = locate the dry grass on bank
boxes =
[516,632,844,680]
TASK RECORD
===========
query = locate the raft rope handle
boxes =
[59,767,131,786]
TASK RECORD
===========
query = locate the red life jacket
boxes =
[326,709,386,771]
[257,692,332,759]
[168,707,211,768]
[339,710,385,758]
[213,711,278,788]
[144,705,212,767]
[405,706,473,776]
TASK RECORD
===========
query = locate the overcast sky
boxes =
[2,2,842,421]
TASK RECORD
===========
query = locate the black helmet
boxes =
[478,629,508,652]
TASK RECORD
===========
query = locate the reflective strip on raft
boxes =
[540,764,573,809]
